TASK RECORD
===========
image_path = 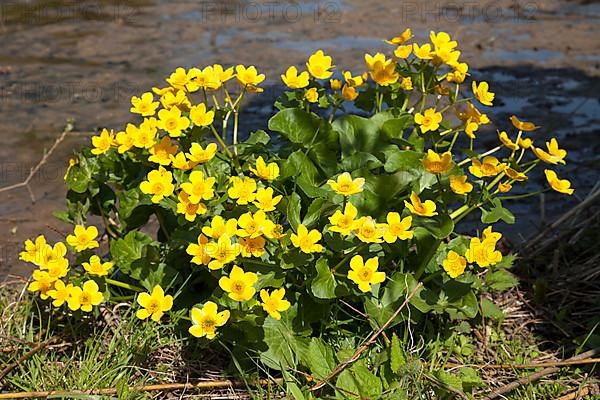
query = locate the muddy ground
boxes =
[0,0,599,278]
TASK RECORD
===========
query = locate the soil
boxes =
[0,0,599,278]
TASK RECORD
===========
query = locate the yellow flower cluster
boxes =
[442,226,503,278]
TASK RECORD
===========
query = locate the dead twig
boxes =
[311,283,422,391]
[0,336,61,383]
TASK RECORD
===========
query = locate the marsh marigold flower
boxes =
[348,255,385,293]
[189,301,230,339]
[47,280,72,307]
[385,28,413,45]
[498,182,512,193]
[383,213,413,243]
[442,250,467,278]
[239,236,266,258]
[66,225,99,252]
[449,175,473,195]
[306,50,334,79]
[237,210,275,238]
[253,187,282,212]
[140,167,175,203]
[219,265,258,302]
[148,136,178,166]
[498,131,519,151]
[186,234,211,265]
[28,270,55,299]
[157,107,190,137]
[186,142,217,164]
[505,168,528,182]
[132,120,157,149]
[91,128,115,155]
[304,87,319,103]
[136,285,173,322]
[130,92,159,116]
[83,255,113,277]
[166,67,190,91]
[202,216,238,239]
[170,152,198,171]
[67,280,103,312]
[250,156,279,181]
[281,66,309,89]
[180,170,216,204]
[365,53,386,69]
[469,156,506,178]
[235,65,265,92]
[533,138,567,165]
[190,103,215,127]
[394,45,412,59]
[413,43,433,59]
[415,108,443,133]
[116,125,136,153]
[422,149,453,174]
[342,84,359,101]
[205,234,240,270]
[354,217,384,243]
[160,89,190,111]
[19,235,47,265]
[327,172,365,196]
[472,81,494,106]
[260,288,291,320]
[330,79,342,90]
[177,191,207,222]
[290,224,323,253]
[510,115,539,131]
[447,62,468,83]
[404,192,437,217]
[370,60,400,86]
[329,202,359,236]
[228,176,257,205]
[400,77,413,90]
[544,169,574,195]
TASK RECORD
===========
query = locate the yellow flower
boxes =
[28,270,55,299]
[65,225,99,252]
[404,192,437,217]
[189,301,230,339]
[544,169,574,195]
[67,280,104,312]
[447,62,468,83]
[505,168,528,182]
[413,43,433,59]
[235,65,265,92]
[533,138,567,165]
[442,251,467,278]
[45,256,69,281]
[342,84,359,101]
[132,119,157,149]
[180,170,216,204]
[159,89,191,111]
[329,202,359,236]
[383,213,413,243]
[449,175,473,195]
[365,53,387,69]
[465,237,502,268]
[253,187,282,212]
[63,158,78,181]
[306,50,334,79]
[219,265,258,302]
[430,31,457,51]
[83,255,113,277]
[136,285,173,322]
[305,87,319,103]
[170,152,198,171]
[237,211,275,238]
[414,108,443,133]
[186,142,217,164]
[281,66,310,89]
[330,79,342,90]
[153,86,175,97]
[510,115,539,131]
[464,118,479,139]
[290,224,323,253]
[469,156,506,178]
[157,107,190,137]
[188,66,221,91]
[166,67,190,91]
[19,235,48,265]
[130,92,159,116]
[472,81,494,106]
[354,216,384,243]
[36,242,67,271]
[239,236,266,258]
[498,182,512,193]
[115,125,136,153]
[190,103,215,127]
[385,29,413,45]
[394,45,412,59]
[213,64,235,84]
[343,71,364,87]
[370,60,399,86]
[228,176,257,205]
[202,216,238,239]
[250,156,280,181]
[186,234,211,265]
[327,172,365,196]
[482,226,502,243]
[177,191,207,222]
[400,77,413,90]
[347,255,385,293]
[517,137,533,149]
[140,167,175,203]
[498,131,519,151]
[47,280,72,307]
[148,136,178,166]
[422,149,452,174]
[205,234,240,270]
[260,288,291,320]
[91,128,115,155]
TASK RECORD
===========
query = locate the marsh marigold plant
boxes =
[21,30,573,389]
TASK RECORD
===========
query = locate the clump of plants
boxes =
[20,29,573,394]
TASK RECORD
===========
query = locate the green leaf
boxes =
[389,333,406,373]
[380,115,414,141]
[260,309,310,371]
[286,192,302,231]
[333,112,398,157]
[486,269,519,291]
[269,108,321,144]
[339,152,383,171]
[481,298,504,321]
[303,338,337,380]
[311,258,337,299]
[481,198,515,224]
[417,214,455,239]
[336,364,383,398]
[109,231,153,273]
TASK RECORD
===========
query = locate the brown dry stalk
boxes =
[0,378,283,399]
[0,336,61,383]
[483,347,599,400]
[310,283,423,391]
[0,122,74,203]
[443,357,600,370]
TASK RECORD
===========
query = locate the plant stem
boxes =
[105,278,144,292]
[210,125,234,159]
